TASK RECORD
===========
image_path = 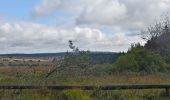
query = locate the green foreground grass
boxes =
[0,89,168,100]
[0,70,170,100]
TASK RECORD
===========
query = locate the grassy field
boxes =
[0,66,169,99]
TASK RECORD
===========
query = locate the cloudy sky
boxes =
[0,0,169,54]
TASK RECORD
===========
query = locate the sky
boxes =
[0,0,170,54]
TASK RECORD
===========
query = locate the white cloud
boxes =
[0,20,144,53]
[33,0,170,28]
[4,0,166,53]
[33,0,61,17]
[76,0,127,25]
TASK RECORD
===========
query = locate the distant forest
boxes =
[0,52,120,65]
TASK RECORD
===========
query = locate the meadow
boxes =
[0,65,169,100]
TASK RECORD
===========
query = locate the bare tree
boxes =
[141,16,170,63]
[46,40,90,78]
[69,40,79,53]
[141,16,170,40]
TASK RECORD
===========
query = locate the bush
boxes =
[57,90,90,100]
[115,47,167,73]
[88,64,117,75]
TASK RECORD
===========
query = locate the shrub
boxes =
[115,47,167,73]
[88,64,117,75]
[57,90,90,100]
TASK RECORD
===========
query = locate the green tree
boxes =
[63,40,90,68]
[46,40,90,77]
[115,44,167,73]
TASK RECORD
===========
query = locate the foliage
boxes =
[0,68,170,99]
[90,52,120,65]
[0,89,164,100]
[88,64,117,75]
[54,40,92,76]
[141,16,170,41]
[57,90,90,100]
[115,44,167,73]
[63,50,90,68]
[141,16,170,63]
[46,40,91,77]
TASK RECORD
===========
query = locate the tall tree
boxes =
[64,40,90,68]
[141,16,170,63]
[46,40,90,77]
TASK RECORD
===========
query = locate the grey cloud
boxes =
[0,20,144,53]
[3,0,159,53]
[76,0,127,25]
[76,0,170,31]
[32,0,170,32]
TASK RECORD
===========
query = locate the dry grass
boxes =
[0,58,49,62]
[0,66,53,74]
[0,66,170,85]
[0,66,169,99]
[45,73,170,86]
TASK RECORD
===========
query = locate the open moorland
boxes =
[0,60,169,100]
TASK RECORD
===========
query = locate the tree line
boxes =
[116,16,170,73]
[47,16,170,77]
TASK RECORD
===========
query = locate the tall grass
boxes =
[0,89,166,100]
[0,67,170,99]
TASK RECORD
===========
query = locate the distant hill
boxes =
[0,52,120,64]
[0,53,65,58]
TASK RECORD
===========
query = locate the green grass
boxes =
[0,89,167,100]
[0,68,170,99]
